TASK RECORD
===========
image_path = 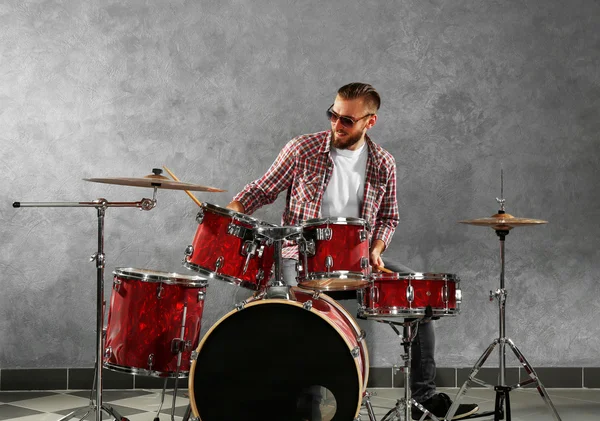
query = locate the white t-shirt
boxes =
[321,142,368,218]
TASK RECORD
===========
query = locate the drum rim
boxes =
[201,202,277,227]
[188,294,365,419]
[103,361,189,378]
[182,261,261,291]
[358,307,460,318]
[113,267,208,287]
[370,272,460,281]
[302,216,368,227]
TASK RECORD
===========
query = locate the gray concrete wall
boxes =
[1,0,598,370]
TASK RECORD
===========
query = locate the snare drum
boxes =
[104,268,207,377]
[183,203,275,290]
[358,272,461,320]
[188,287,369,421]
[298,217,371,291]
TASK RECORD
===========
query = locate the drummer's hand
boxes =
[370,240,385,270]
[226,200,245,213]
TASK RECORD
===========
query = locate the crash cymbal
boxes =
[84,171,225,192]
[459,212,547,230]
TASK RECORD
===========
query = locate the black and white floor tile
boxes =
[1,387,599,420]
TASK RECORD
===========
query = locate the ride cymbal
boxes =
[459,212,547,230]
[84,172,225,192]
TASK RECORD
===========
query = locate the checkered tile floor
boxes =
[0,390,189,421]
[1,387,600,420]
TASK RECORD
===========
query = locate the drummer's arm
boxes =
[371,159,399,267]
[228,140,296,215]
[370,239,386,268]
[226,200,245,213]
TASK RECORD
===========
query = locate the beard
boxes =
[331,129,364,149]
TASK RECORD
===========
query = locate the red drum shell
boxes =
[184,203,274,290]
[189,287,369,421]
[103,268,207,377]
[298,217,371,291]
[358,272,461,319]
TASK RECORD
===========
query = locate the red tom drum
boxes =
[188,287,369,421]
[358,272,461,320]
[183,203,275,290]
[298,217,371,291]
[103,268,207,378]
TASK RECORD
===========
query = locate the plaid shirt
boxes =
[233,130,399,258]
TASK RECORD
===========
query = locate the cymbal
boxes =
[459,212,547,230]
[84,173,226,192]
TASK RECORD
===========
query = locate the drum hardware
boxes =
[255,225,303,289]
[376,315,443,421]
[325,255,334,273]
[196,209,205,224]
[303,300,313,310]
[315,227,333,240]
[446,177,561,420]
[358,230,368,242]
[197,290,205,302]
[157,284,165,298]
[361,257,369,269]
[214,256,224,273]
[148,354,155,370]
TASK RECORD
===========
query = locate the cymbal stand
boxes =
[444,216,561,421]
[13,193,157,421]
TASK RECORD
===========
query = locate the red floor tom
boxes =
[104,268,207,378]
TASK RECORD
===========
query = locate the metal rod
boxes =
[14,195,157,421]
[95,207,105,421]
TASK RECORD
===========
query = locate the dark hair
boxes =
[337,82,381,112]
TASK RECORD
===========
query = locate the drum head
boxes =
[190,301,361,421]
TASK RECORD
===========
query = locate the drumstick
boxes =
[374,265,394,274]
[162,166,203,207]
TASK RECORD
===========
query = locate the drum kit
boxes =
[12,168,563,421]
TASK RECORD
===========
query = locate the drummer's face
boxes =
[329,96,377,150]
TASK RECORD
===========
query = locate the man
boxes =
[227,83,478,420]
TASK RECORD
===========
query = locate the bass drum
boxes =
[189,287,369,421]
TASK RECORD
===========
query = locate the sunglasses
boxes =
[326,104,374,128]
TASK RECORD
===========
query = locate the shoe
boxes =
[412,393,479,420]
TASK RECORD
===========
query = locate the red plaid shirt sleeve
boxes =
[233,138,297,214]
[371,158,399,249]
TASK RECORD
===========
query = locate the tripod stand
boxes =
[446,207,562,421]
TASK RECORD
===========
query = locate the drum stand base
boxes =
[365,319,441,421]
[59,402,128,421]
